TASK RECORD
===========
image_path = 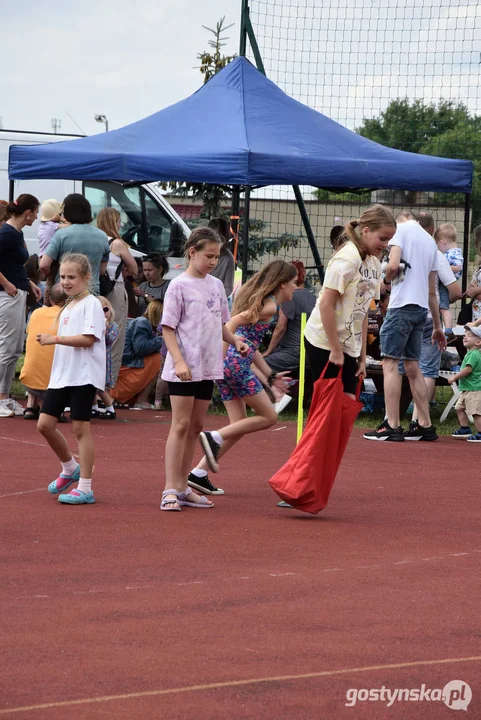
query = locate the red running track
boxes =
[0,411,480,719]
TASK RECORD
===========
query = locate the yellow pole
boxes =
[297,312,307,443]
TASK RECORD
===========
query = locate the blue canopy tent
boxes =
[9,56,473,280]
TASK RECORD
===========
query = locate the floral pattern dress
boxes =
[216,320,272,401]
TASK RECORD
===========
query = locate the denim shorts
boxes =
[380,305,428,361]
[398,319,441,378]
[438,283,450,310]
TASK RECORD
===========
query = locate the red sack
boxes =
[268,366,363,514]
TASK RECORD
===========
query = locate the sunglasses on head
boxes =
[144,254,161,262]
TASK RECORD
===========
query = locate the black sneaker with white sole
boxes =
[187,472,224,495]
[363,419,405,442]
[199,431,221,473]
[404,420,438,441]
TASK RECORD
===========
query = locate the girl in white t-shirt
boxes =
[304,205,396,397]
[36,254,106,505]
[160,227,248,512]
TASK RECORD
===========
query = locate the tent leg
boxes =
[292,185,324,283]
[242,185,251,283]
[9,180,14,203]
[230,186,240,262]
[461,193,471,298]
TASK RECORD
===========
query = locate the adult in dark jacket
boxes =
[0,194,42,417]
[111,301,163,408]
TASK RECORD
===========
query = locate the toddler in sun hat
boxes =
[38,199,63,256]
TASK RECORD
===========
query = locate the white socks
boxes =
[210,430,223,446]
[105,405,114,412]
[191,468,207,478]
[62,458,79,476]
[78,478,92,494]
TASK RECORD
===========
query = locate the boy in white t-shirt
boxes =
[364,212,445,442]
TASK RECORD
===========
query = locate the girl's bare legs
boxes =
[164,396,213,508]
[215,390,277,443]
[72,420,95,478]
[37,413,73,463]
[181,398,212,482]
[194,399,247,472]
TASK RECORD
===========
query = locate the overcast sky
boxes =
[2,0,480,137]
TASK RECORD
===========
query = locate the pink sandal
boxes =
[160,489,181,512]
[178,487,214,508]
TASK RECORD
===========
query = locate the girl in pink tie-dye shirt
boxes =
[160,227,248,512]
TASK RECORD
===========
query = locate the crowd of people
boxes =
[1,192,481,511]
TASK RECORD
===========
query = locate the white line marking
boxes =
[324,568,341,572]
[422,557,444,561]
[0,488,45,499]
[269,572,297,577]
[0,435,47,448]
[125,585,154,590]
[272,426,287,431]
[356,565,380,569]
[450,552,469,557]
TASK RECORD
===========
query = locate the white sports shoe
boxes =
[0,399,14,418]
[6,398,24,416]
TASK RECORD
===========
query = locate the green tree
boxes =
[198,17,237,84]
[356,99,474,153]
[355,99,481,230]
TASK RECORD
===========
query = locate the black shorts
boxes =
[304,339,358,395]
[167,380,214,401]
[41,385,97,421]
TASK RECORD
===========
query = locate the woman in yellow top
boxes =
[304,205,396,398]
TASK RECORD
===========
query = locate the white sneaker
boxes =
[6,398,24,416]
[0,400,14,418]
[274,393,292,414]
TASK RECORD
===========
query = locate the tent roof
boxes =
[9,57,473,193]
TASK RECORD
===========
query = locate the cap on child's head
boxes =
[40,199,62,222]
[465,325,481,340]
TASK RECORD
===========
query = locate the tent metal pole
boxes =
[293,185,324,283]
[239,0,248,56]
[461,193,471,300]
[9,180,14,203]
[245,10,266,74]
[230,186,240,261]
[242,186,251,283]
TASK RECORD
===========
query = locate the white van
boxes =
[0,130,191,269]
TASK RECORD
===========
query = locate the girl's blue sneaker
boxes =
[451,427,472,439]
[48,465,80,494]
[58,489,95,504]
[467,433,481,443]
